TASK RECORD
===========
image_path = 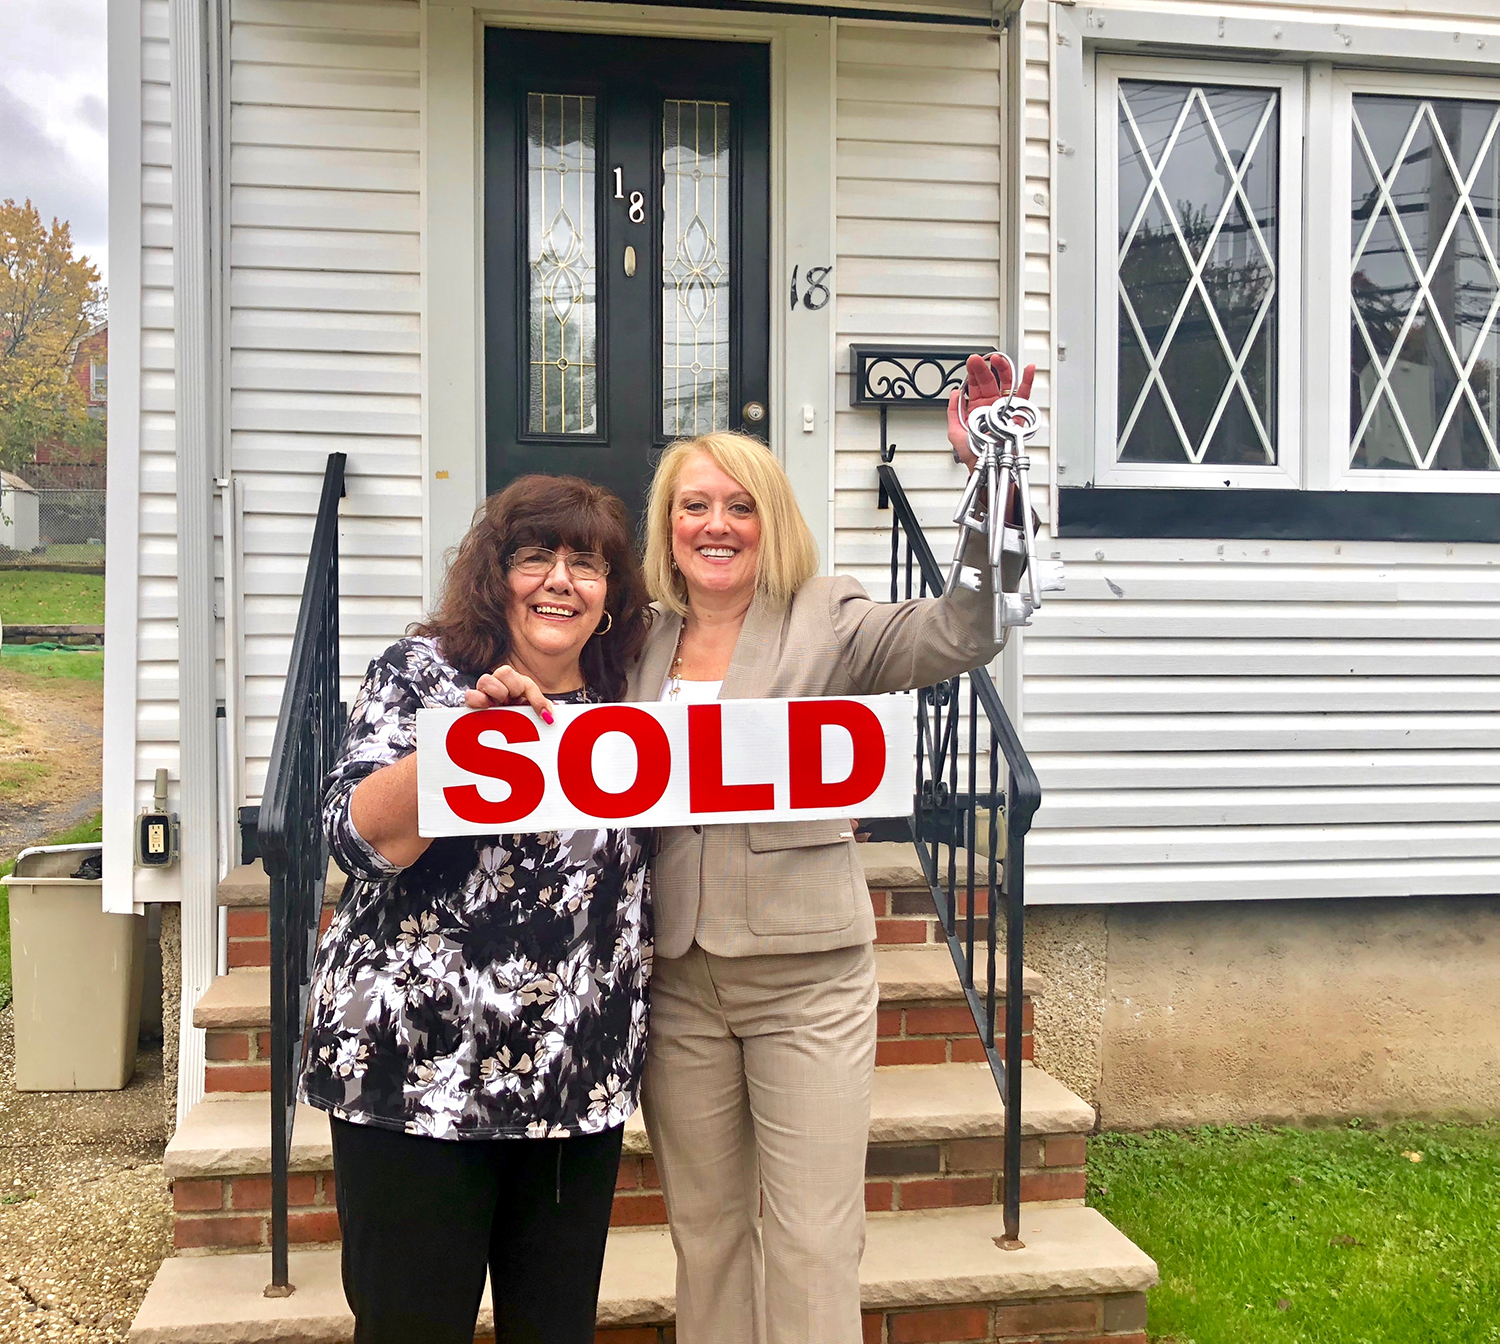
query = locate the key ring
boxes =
[943,361,1062,636]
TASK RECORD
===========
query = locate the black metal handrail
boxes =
[878,459,1040,1249]
[257,453,346,1294]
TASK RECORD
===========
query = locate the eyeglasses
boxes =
[507,546,611,581]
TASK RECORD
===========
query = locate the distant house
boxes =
[25,323,108,489]
[74,323,109,418]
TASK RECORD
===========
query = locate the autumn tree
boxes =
[0,199,106,474]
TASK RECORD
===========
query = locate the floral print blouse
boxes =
[299,637,652,1140]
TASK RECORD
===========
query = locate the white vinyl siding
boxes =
[135,0,183,830]
[228,0,425,801]
[1024,537,1500,904]
[831,22,1012,591]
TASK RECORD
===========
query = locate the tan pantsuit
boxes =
[628,545,1003,1344]
[643,944,878,1344]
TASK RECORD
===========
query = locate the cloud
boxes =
[0,85,106,268]
[76,94,107,136]
[0,4,108,284]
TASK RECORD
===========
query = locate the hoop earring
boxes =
[596,611,613,636]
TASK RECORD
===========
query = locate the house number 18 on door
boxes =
[613,168,645,223]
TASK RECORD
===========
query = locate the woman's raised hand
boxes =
[463,664,557,724]
[946,353,1036,469]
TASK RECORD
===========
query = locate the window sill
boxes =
[1057,487,1500,542]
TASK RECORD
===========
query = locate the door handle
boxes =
[624,245,637,278]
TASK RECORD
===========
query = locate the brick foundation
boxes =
[225,903,335,970]
[170,1173,340,1252]
[172,1124,1086,1251]
[203,1026,275,1093]
[870,888,1007,950]
[580,1293,1147,1344]
[875,998,1033,1067]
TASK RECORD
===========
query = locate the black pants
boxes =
[330,1117,625,1344]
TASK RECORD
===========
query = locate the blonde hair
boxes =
[643,432,820,616]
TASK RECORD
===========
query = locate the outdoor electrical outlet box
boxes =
[136,812,178,867]
[136,767,179,868]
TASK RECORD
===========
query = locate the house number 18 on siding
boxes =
[613,168,645,223]
[790,265,831,311]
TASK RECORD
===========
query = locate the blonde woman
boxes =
[625,355,1030,1343]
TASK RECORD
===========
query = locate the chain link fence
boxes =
[0,488,106,564]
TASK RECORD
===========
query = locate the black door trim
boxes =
[483,27,771,515]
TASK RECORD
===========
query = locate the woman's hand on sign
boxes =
[463,664,557,724]
[946,353,1036,469]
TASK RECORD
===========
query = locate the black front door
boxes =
[484,29,771,517]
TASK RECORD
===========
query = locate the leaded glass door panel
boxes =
[485,30,770,516]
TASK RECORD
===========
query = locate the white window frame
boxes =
[90,359,108,401]
[1311,67,1500,493]
[1093,55,1305,490]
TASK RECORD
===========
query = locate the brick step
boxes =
[165,1063,1092,1253]
[130,1203,1155,1344]
[195,947,1040,1094]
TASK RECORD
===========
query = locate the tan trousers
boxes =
[641,942,879,1344]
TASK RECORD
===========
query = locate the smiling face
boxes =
[671,451,762,608]
[502,545,608,682]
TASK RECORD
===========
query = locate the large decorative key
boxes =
[944,356,1064,637]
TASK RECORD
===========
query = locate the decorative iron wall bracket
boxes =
[849,345,976,507]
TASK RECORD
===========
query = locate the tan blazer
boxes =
[627,551,1004,959]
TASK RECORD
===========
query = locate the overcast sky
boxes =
[0,1,110,287]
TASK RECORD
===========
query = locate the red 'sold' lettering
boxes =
[557,706,672,819]
[417,694,914,835]
[687,704,774,812]
[787,699,886,809]
[443,710,546,824]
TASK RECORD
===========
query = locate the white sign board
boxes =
[417,694,916,835]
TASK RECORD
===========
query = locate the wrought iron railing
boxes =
[868,403,1041,1248]
[879,461,1040,1247]
[257,453,346,1294]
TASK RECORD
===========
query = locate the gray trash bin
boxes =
[3,844,146,1091]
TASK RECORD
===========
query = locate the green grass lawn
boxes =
[0,645,105,683]
[1090,1123,1500,1344]
[0,569,105,625]
[0,811,103,1010]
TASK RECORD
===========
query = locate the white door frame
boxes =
[424,0,838,602]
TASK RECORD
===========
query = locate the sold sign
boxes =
[416,695,915,835]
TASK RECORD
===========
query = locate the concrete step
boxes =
[132,1203,1155,1344]
[194,948,1040,1094]
[217,859,346,908]
[165,1063,1092,1252]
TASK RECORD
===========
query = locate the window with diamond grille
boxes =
[1349,94,1500,472]
[1115,79,1281,467]
[527,93,598,436]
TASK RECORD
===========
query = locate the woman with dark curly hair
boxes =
[299,474,654,1344]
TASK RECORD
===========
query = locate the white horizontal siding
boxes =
[1094,0,1499,21]
[1025,0,1500,902]
[832,22,1010,594]
[134,0,181,820]
[1024,542,1500,903]
[229,0,424,802]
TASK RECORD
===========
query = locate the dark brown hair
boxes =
[412,474,652,701]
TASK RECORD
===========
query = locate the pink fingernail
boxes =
[542,710,554,725]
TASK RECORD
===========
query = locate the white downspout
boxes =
[170,0,225,1122]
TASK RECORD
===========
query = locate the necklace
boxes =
[666,620,688,701]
